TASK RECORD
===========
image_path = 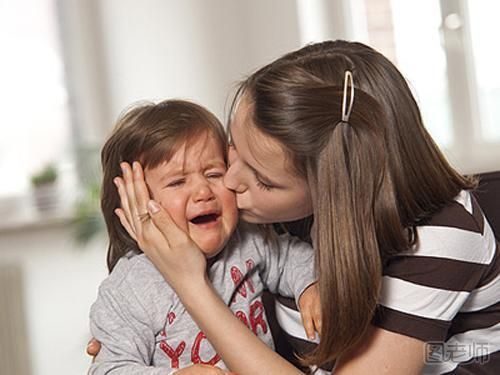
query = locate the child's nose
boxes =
[192,181,215,202]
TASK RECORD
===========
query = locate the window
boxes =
[0,0,73,198]
[389,0,453,147]
[350,0,500,173]
[468,0,500,141]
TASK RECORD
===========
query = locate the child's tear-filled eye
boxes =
[206,172,224,179]
[165,178,185,188]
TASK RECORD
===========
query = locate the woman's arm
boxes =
[334,325,426,375]
[116,162,303,375]
[177,270,302,374]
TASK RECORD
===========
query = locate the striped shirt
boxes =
[274,190,499,373]
[374,190,500,374]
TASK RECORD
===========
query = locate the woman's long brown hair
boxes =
[101,99,227,272]
[231,40,476,366]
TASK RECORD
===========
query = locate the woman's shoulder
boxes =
[376,192,500,368]
[408,190,497,265]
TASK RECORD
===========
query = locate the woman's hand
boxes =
[114,161,207,290]
[173,364,237,374]
[298,283,321,340]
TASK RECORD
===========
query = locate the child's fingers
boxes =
[313,313,322,336]
[132,161,151,219]
[311,299,322,334]
[114,176,134,232]
[300,309,316,340]
[121,162,142,233]
[114,208,137,241]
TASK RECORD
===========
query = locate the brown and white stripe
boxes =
[274,295,333,374]
[375,190,500,374]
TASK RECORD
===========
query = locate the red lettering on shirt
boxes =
[250,300,268,335]
[167,312,176,324]
[159,312,186,369]
[230,259,256,303]
[159,339,186,369]
[191,331,221,366]
[235,310,250,328]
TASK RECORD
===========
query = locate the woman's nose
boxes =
[224,163,248,193]
[228,145,237,166]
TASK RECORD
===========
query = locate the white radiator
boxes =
[0,263,31,375]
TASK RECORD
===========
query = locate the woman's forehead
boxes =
[230,101,299,181]
[231,103,277,152]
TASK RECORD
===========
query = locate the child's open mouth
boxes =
[189,212,220,226]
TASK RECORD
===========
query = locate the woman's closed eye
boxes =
[254,171,274,191]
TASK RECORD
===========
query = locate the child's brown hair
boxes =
[101,99,227,272]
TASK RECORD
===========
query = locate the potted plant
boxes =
[72,182,105,245]
[71,145,105,245]
[30,163,59,211]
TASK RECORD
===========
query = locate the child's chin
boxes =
[199,243,224,258]
[204,249,223,259]
[196,238,228,259]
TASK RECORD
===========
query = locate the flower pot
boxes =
[32,183,59,212]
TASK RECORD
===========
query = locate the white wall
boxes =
[0,224,107,375]
[96,0,302,127]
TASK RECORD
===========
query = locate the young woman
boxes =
[101,40,500,374]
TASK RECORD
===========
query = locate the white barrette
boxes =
[341,70,354,123]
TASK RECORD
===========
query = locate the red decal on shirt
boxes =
[230,266,247,298]
[250,300,268,335]
[159,340,186,369]
[230,260,256,303]
[245,259,255,274]
[167,312,176,324]
[191,331,221,365]
[235,310,250,328]
[159,312,185,368]
[244,260,255,293]
[235,302,268,335]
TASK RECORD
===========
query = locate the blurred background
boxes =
[0,0,499,374]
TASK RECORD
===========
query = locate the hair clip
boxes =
[341,70,354,123]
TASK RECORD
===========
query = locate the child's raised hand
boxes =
[298,282,321,341]
[114,161,207,290]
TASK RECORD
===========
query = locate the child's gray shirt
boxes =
[89,223,316,374]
